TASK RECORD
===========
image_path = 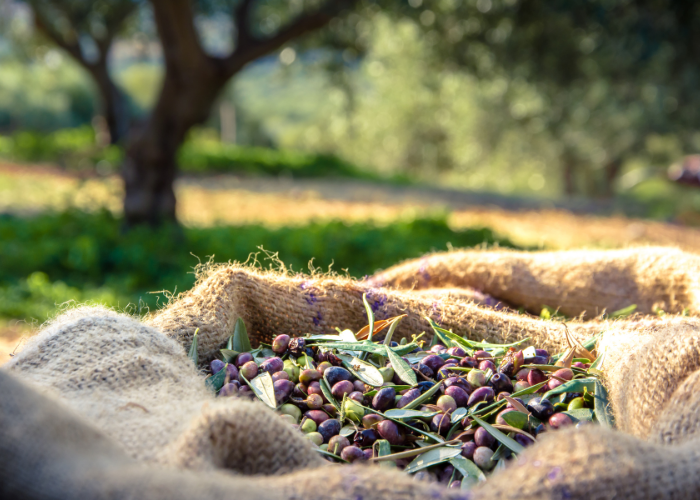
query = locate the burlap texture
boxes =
[5,247,700,499]
[367,246,700,318]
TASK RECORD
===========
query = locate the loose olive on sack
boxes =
[204,312,609,486]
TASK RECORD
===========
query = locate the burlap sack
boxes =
[367,247,700,318]
[5,248,700,500]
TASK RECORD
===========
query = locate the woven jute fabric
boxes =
[367,246,700,318]
[4,247,700,499]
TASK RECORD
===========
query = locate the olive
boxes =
[479,360,496,372]
[379,367,395,382]
[372,387,397,412]
[272,334,291,354]
[348,391,365,403]
[474,350,492,360]
[331,380,354,399]
[341,445,366,463]
[548,378,564,391]
[495,409,521,427]
[504,397,525,410]
[353,380,367,393]
[280,404,302,422]
[473,446,496,471]
[527,397,555,421]
[515,368,531,381]
[549,413,574,429]
[430,344,447,353]
[535,348,550,360]
[271,371,289,382]
[274,379,295,403]
[304,410,330,427]
[260,357,284,374]
[498,350,524,378]
[488,372,513,394]
[394,388,418,408]
[436,366,456,381]
[449,481,462,489]
[299,369,322,385]
[323,404,339,416]
[467,370,487,388]
[317,361,333,374]
[552,368,574,381]
[420,354,446,372]
[363,449,374,461]
[305,393,324,410]
[238,385,253,397]
[328,435,350,455]
[283,360,300,382]
[235,352,253,368]
[288,338,306,357]
[343,399,365,422]
[307,381,324,400]
[417,364,434,379]
[460,441,477,459]
[301,417,317,433]
[238,361,258,381]
[354,428,379,447]
[326,353,342,366]
[306,432,324,446]
[568,397,585,411]
[445,377,473,394]
[531,355,549,365]
[430,413,452,434]
[445,386,469,408]
[280,414,297,425]
[439,465,455,484]
[437,395,457,413]
[211,359,225,374]
[513,381,531,392]
[467,386,494,407]
[572,361,586,368]
[460,357,478,368]
[416,381,436,392]
[447,346,467,357]
[377,420,403,445]
[514,433,534,447]
[362,414,384,428]
[474,426,496,448]
[218,382,238,397]
[318,419,341,443]
[325,367,353,386]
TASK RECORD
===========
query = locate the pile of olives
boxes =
[210,321,604,488]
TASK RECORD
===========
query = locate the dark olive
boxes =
[460,441,477,459]
[331,380,354,399]
[211,360,225,374]
[479,360,496,372]
[527,368,547,385]
[288,338,306,357]
[416,381,436,392]
[420,354,446,372]
[225,364,239,380]
[430,413,452,434]
[430,344,447,353]
[218,382,238,397]
[417,364,434,379]
[467,386,495,407]
[272,334,290,354]
[372,387,396,412]
[328,435,350,455]
[397,388,421,408]
[474,350,492,360]
[348,391,365,403]
[377,420,403,445]
[353,380,366,393]
[260,357,284,374]
[488,372,513,394]
[498,349,524,378]
[514,433,534,447]
[273,379,295,403]
[362,414,384,428]
[527,397,555,421]
[445,386,469,408]
[235,352,253,367]
[444,377,472,394]
[318,419,341,443]
[460,357,478,368]
[447,346,467,357]
[304,410,330,427]
[341,445,366,463]
[354,428,379,447]
[325,366,353,386]
[474,426,496,448]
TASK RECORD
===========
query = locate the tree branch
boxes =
[223,0,359,77]
[234,0,255,49]
[32,9,87,67]
[150,0,208,74]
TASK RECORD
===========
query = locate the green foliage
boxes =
[0,210,518,323]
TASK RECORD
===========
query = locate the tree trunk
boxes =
[122,65,228,225]
[562,154,577,196]
[88,59,130,145]
[602,158,623,198]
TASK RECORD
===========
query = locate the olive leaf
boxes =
[449,457,486,489]
[232,318,252,353]
[336,354,384,387]
[403,446,462,474]
[188,328,199,366]
[563,408,595,422]
[340,425,357,437]
[473,380,548,416]
[403,381,443,410]
[363,385,410,397]
[219,349,238,363]
[470,415,525,454]
[386,344,418,386]
[450,407,468,424]
[315,448,349,463]
[501,411,528,430]
[357,403,443,443]
[374,439,392,460]
[428,319,530,350]
[542,378,597,401]
[594,379,615,428]
[608,304,637,318]
[312,342,419,356]
[362,293,375,342]
[205,365,227,393]
[320,377,341,411]
[384,409,439,420]
[242,372,277,409]
[383,315,407,346]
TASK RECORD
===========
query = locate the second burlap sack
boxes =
[5,246,700,499]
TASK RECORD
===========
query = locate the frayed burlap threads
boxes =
[368,247,700,318]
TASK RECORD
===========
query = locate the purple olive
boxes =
[397,388,421,408]
[219,382,238,397]
[363,449,374,460]
[274,379,295,403]
[445,377,473,394]
[531,355,549,365]
[461,441,477,459]
[305,393,324,410]
[474,426,496,448]
[552,368,574,381]
[417,364,434,379]
[331,380,354,399]
[288,338,306,357]
[515,368,531,381]
[468,386,495,407]
[318,419,341,443]
[447,346,467,357]
[235,352,253,368]
[299,369,322,385]
[474,350,492,361]
[535,348,550,360]
[473,446,496,471]
[305,410,330,427]
[549,413,574,429]
[431,344,447,353]
[362,414,384,428]
[225,364,239,380]
[420,354,446,373]
[572,361,586,368]
[238,361,258,381]
[498,350,524,378]
[528,368,547,385]
[211,359,225,374]
[307,381,324,399]
[445,386,470,408]
[341,445,366,462]
[514,433,535,447]
[377,420,403,445]
[348,391,365,403]
[526,397,555,421]
[449,481,462,489]
[260,357,284,374]
[479,360,496,372]
[354,428,379,447]
[372,387,397,412]
[488,372,513,394]
[317,361,333,374]
[325,367,352,386]
[460,357,478,368]
[353,380,366,393]
[328,435,350,455]
[238,385,253,397]
[271,371,289,382]
[272,334,291,354]
[430,413,452,434]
